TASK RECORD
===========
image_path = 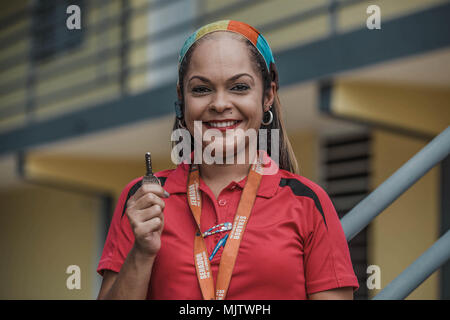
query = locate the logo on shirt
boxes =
[216,289,225,300]
[188,182,201,207]
[195,251,211,280]
[230,215,247,240]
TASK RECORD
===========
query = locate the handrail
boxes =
[338,126,450,299]
[0,0,268,75]
[0,0,368,94]
[0,0,371,124]
[341,126,450,241]
[373,229,450,300]
[0,0,183,63]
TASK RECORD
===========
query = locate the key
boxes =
[142,152,161,185]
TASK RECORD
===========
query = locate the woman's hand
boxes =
[126,183,169,258]
[97,183,169,300]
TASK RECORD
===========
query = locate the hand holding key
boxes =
[126,152,169,257]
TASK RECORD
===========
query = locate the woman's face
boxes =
[181,32,274,162]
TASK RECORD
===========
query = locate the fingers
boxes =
[132,191,166,212]
[132,183,169,203]
[134,205,164,223]
[128,183,169,210]
[135,216,164,234]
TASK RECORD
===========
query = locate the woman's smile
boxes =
[203,120,243,131]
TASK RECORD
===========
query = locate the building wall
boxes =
[337,0,448,33]
[289,130,319,182]
[0,0,151,131]
[0,153,167,299]
[202,0,329,52]
[0,184,102,299]
[33,1,121,120]
[333,80,450,137]
[0,0,29,130]
[202,0,449,52]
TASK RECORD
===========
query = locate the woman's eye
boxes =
[192,86,210,93]
[232,84,250,91]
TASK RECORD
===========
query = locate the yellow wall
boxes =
[289,130,318,182]
[0,151,174,299]
[369,129,440,299]
[0,151,178,299]
[24,153,175,196]
[26,154,141,196]
[0,184,102,299]
[333,80,450,137]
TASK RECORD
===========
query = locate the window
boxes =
[32,0,84,62]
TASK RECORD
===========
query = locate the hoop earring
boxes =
[261,107,273,126]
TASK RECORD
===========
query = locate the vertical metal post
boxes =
[120,0,130,95]
[328,0,338,36]
[441,155,450,299]
[26,4,36,124]
[96,0,109,84]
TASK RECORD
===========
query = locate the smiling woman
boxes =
[174,24,297,175]
[96,20,359,300]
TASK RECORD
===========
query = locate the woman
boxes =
[97,20,359,300]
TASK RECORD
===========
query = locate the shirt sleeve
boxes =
[97,179,138,276]
[303,185,360,295]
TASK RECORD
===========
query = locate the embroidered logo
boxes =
[188,182,201,207]
[195,251,210,280]
[230,215,247,240]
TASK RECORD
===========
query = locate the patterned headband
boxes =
[178,20,276,76]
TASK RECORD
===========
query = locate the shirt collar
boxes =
[161,150,281,199]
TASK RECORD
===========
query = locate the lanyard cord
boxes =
[187,158,264,300]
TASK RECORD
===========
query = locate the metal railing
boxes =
[0,0,368,131]
[341,126,450,299]
[373,229,450,300]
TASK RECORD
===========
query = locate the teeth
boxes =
[207,121,238,128]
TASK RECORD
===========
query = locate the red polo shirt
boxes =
[97,155,359,299]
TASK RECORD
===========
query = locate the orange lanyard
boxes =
[187,158,264,300]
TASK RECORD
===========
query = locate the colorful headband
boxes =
[178,20,275,75]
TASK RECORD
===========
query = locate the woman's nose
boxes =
[209,91,232,113]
